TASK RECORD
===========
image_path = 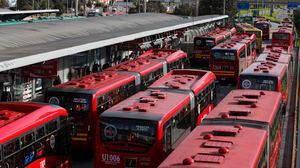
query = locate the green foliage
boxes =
[0,0,8,8]
[95,2,104,8]
[17,0,32,10]
[147,2,166,13]
[294,9,300,33]
[53,1,64,16]
[86,0,93,8]
[199,0,237,17]
[174,4,194,16]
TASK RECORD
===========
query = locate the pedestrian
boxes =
[53,75,62,86]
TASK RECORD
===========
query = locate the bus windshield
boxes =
[101,118,156,149]
[239,76,277,91]
[247,31,261,38]
[194,37,215,47]
[47,93,91,114]
[255,23,269,30]
[273,33,290,41]
[212,50,236,61]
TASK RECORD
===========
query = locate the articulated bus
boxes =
[236,23,263,52]
[255,20,270,40]
[95,69,216,168]
[46,71,137,151]
[46,52,187,151]
[210,34,256,82]
[0,102,70,168]
[192,27,236,67]
[238,62,289,108]
[138,49,188,71]
[159,125,267,168]
[203,89,283,168]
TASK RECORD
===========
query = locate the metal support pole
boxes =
[195,0,199,16]
[138,0,140,13]
[143,0,146,13]
[75,0,79,16]
[126,0,128,13]
[223,0,225,15]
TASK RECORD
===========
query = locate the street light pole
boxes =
[223,0,225,15]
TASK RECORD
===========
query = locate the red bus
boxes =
[95,69,216,168]
[106,58,165,90]
[238,62,289,105]
[272,26,294,49]
[158,124,268,168]
[138,49,188,71]
[210,34,256,82]
[148,69,216,125]
[0,102,70,168]
[203,89,283,168]
[192,27,236,67]
[254,20,270,40]
[46,71,138,151]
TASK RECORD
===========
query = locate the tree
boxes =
[0,0,8,8]
[199,0,237,17]
[173,4,194,16]
[294,9,300,32]
[53,1,64,16]
[17,0,33,10]
[147,2,166,13]
[95,2,104,8]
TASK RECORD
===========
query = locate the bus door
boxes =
[238,47,247,74]
[163,121,172,155]
[246,43,253,66]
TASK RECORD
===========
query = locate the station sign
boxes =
[287,2,300,9]
[237,2,250,10]
[22,60,58,78]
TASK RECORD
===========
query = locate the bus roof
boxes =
[0,102,67,144]
[255,52,291,65]
[212,38,246,51]
[240,62,287,78]
[236,23,261,32]
[273,27,293,34]
[138,49,187,63]
[196,27,233,39]
[263,45,291,54]
[158,125,267,168]
[204,89,282,126]
[106,58,163,76]
[101,89,190,122]
[47,71,135,95]
[148,69,216,95]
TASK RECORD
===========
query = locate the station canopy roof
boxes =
[0,13,227,72]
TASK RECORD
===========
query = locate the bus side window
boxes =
[36,126,45,140]
[46,119,58,134]
[281,71,287,93]
[3,138,19,158]
[20,132,35,149]
[97,96,107,114]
